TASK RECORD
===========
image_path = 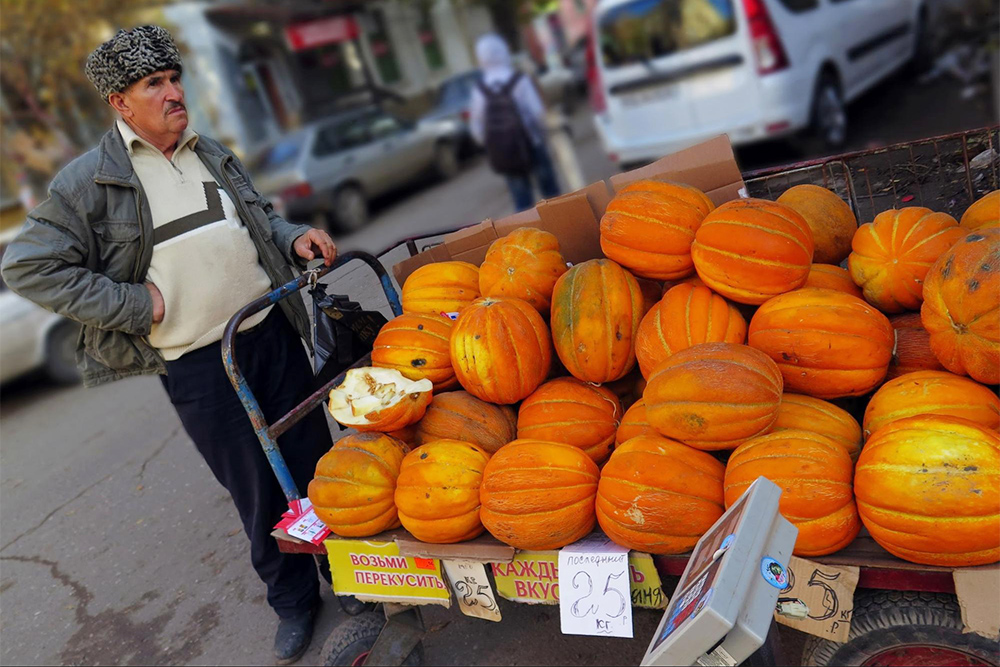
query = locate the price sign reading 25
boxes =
[571,571,628,620]
[559,536,634,638]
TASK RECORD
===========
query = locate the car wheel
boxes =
[334,185,369,233]
[809,72,847,152]
[907,8,933,75]
[433,141,460,180]
[44,321,81,385]
[311,210,335,234]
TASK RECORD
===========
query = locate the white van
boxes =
[588,0,927,167]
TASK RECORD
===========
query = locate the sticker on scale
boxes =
[696,645,738,667]
[760,557,788,589]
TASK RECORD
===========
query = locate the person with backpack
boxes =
[470,33,561,211]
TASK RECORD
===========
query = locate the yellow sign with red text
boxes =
[491,551,667,609]
[325,540,451,607]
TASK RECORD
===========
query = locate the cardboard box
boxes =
[392,135,747,285]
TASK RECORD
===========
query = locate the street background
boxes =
[1,0,998,664]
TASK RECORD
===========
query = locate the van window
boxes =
[598,0,737,68]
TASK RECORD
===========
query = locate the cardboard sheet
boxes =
[774,556,859,643]
[954,565,1000,640]
[392,135,746,284]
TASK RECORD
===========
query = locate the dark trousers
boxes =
[505,142,561,211]
[160,308,332,619]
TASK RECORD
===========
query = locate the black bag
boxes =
[310,282,387,398]
[477,72,534,175]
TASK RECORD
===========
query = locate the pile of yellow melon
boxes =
[308,184,999,568]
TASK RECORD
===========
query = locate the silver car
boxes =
[250,107,462,232]
[0,235,81,385]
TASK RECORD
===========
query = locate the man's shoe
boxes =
[274,603,320,665]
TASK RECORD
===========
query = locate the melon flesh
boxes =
[328,368,432,427]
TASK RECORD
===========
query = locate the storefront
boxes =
[161,0,493,157]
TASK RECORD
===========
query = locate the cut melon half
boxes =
[328,367,433,432]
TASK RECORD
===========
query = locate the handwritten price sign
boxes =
[442,560,501,622]
[775,556,858,642]
[558,535,633,638]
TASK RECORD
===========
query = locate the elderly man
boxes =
[1,26,335,663]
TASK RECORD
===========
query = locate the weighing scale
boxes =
[642,477,799,667]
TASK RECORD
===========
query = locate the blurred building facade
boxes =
[160,0,495,157]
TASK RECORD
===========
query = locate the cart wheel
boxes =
[321,611,423,666]
[802,590,999,666]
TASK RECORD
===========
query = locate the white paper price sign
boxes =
[558,534,633,638]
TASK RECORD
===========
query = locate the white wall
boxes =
[433,0,475,75]
[162,2,250,152]
[362,0,493,96]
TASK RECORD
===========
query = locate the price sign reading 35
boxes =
[558,535,633,638]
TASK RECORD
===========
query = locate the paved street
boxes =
[0,72,993,666]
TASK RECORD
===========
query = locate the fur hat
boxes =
[85,26,183,101]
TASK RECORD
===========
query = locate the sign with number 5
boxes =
[774,555,859,642]
[558,535,633,638]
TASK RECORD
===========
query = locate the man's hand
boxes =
[293,229,337,267]
[145,282,165,324]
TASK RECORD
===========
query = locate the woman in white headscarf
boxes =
[469,33,560,211]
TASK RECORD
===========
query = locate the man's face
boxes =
[117,69,187,137]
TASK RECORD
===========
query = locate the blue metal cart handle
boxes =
[221,251,403,503]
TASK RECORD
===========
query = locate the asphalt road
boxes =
[0,71,993,666]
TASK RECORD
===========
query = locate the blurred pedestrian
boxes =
[0,26,336,665]
[470,33,561,211]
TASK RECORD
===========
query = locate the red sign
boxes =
[285,16,359,51]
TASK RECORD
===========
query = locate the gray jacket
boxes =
[0,125,314,387]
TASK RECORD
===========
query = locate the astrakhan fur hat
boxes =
[85,26,183,101]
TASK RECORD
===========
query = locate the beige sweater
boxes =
[117,120,273,361]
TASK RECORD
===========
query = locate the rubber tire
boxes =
[44,321,81,384]
[906,8,933,76]
[313,210,336,236]
[333,185,369,234]
[433,141,460,180]
[806,71,848,154]
[801,590,1000,666]
[321,611,423,667]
